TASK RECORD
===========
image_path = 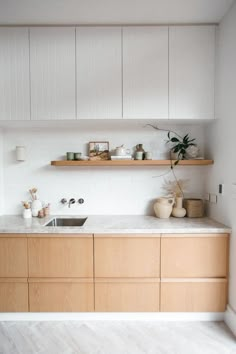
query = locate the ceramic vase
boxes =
[31,199,42,217]
[172,197,186,218]
[154,197,175,219]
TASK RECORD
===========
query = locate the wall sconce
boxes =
[16,146,26,161]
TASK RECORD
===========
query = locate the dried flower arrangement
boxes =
[162,178,189,198]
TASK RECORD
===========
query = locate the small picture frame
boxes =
[89,141,110,161]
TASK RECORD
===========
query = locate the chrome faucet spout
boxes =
[68,198,76,208]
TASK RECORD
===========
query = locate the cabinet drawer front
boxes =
[95,237,160,277]
[29,281,94,312]
[0,238,28,277]
[161,280,227,312]
[95,280,159,312]
[161,236,228,278]
[0,280,28,312]
[28,238,93,277]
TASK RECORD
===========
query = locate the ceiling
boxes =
[0,0,234,25]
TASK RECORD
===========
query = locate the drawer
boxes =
[95,278,160,312]
[28,237,93,277]
[160,279,227,312]
[161,235,228,278]
[94,236,160,277]
[0,237,28,277]
[29,278,94,312]
[0,278,28,312]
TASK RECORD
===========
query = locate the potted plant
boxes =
[166,132,196,164]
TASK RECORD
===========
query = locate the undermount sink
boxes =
[45,217,87,227]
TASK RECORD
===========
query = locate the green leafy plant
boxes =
[167,132,196,164]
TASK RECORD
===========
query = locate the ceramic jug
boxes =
[154,197,175,219]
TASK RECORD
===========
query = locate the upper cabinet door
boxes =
[76,27,122,119]
[169,26,215,119]
[30,28,76,120]
[0,28,30,121]
[123,27,168,119]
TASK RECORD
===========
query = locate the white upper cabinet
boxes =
[123,27,168,119]
[0,28,30,121]
[169,26,215,119]
[30,27,76,120]
[76,27,122,119]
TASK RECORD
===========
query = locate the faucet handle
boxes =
[69,198,76,204]
[61,198,67,204]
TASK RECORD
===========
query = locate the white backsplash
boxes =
[1,120,206,215]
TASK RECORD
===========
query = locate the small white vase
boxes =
[31,199,42,217]
[23,208,32,219]
[172,197,186,218]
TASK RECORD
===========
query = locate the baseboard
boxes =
[0,312,225,321]
[224,305,236,336]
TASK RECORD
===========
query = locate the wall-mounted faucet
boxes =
[68,198,76,208]
[60,198,84,208]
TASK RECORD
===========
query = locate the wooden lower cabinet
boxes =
[95,278,160,312]
[28,236,93,278]
[94,235,160,278]
[29,278,94,312]
[161,234,228,278]
[0,278,28,312]
[0,237,28,277]
[160,279,227,312]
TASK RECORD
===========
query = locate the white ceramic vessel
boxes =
[154,197,175,219]
[172,197,186,218]
[31,199,42,217]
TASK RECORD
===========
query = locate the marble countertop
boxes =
[0,215,231,235]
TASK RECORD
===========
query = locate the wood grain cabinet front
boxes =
[161,234,228,278]
[161,279,227,312]
[29,278,94,312]
[0,237,28,277]
[95,279,160,312]
[0,278,28,312]
[28,236,93,278]
[94,235,160,278]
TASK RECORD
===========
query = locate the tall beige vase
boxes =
[172,197,186,218]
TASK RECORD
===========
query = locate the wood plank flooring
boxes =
[0,321,235,354]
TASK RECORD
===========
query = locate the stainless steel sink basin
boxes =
[45,217,87,227]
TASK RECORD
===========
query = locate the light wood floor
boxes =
[0,321,235,354]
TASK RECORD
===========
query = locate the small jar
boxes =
[23,209,32,219]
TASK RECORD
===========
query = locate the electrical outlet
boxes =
[209,193,217,204]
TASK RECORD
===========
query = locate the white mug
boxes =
[115,146,130,156]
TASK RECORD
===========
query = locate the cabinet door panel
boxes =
[0,28,30,121]
[0,238,28,277]
[95,237,160,277]
[0,279,28,312]
[95,279,159,312]
[161,236,228,278]
[28,237,93,277]
[30,27,76,120]
[169,25,215,119]
[76,27,122,119]
[161,280,227,312]
[123,26,168,119]
[29,280,93,312]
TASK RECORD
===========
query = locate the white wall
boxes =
[205,1,236,311]
[2,120,206,215]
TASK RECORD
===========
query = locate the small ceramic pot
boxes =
[23,209,32,219]
[154,197,175,219]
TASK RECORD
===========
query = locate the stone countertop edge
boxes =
[0,215,231,235]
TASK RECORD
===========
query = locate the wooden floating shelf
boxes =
[51,159,214,167]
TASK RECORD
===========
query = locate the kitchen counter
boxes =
[0,215,231,235]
